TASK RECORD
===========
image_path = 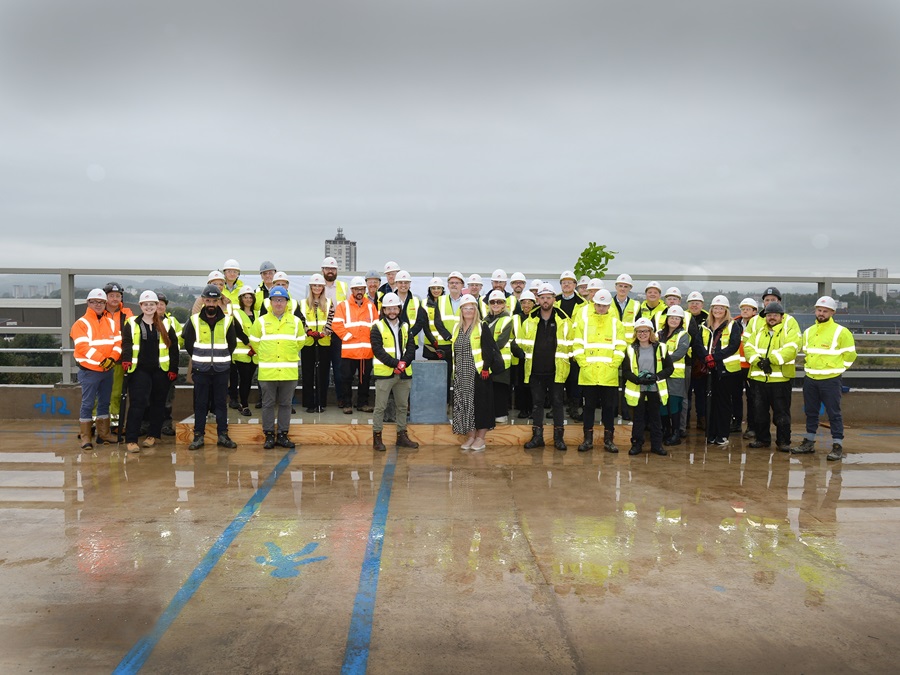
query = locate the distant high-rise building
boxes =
[324,228,357,272]
[857,268,889,301]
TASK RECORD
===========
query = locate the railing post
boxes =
[818,278,833,298]
[60,270,76,385]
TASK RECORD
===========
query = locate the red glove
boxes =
[121,362,132,371]
[316,331,325,339]
[481,370,490,380]
[705,354,716,370]
[397,361,406,371]
[306,329,316,337]
[432,341,439,349]
[167,372,177,381]
[393,367,402,374]
[436,350,445,359]
[248,347,256,356]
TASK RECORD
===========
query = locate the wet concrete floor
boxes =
[1,419,899,674]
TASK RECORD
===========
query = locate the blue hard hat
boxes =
[269,286,289,299]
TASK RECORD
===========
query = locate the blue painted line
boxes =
[341,449,398,675]
[113,449,296,674]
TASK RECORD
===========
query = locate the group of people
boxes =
[71,259,857,460]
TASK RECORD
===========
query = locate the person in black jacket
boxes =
[703,296,743,446]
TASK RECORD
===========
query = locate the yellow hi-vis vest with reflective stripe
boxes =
[572,310,626,386]
[164,313,184,349]
[801,318,857,380]
[249,311,302,381]
[425,300,450,346]
[300,298,332,347]
[232,309,258,364]
[663,328,689,380]
[516,309,572,384]
[438,295,461,337]
[373,320,412,377]
[743,319,800,382]
[190,313,233,372]
[451,321,485,374]
[719,320,743,373]
[487,314,513,370]
[125,316,171,373]
[614,296,638,342]
[624,343,669,406]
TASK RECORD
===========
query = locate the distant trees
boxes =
[0,334,60,385]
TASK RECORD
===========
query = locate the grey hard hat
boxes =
[259,260,276,273]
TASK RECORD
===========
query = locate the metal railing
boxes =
[2,267,898,385]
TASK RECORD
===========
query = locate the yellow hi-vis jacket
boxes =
[743,319,801,383]
[248,311,303,381]
[571,309,626,386]
[624,342,671,406]
[801,317,857,379]
[232,308,258,364]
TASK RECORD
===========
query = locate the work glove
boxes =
[121,361,132,371]
[705,354,716,370]
[640,372,657,384]
[248,347,256,356]
[167,372,178,382]
[306,329,316,337]
[100,357,116,371]
[480,370,490,380]
[436,350,445,359]
[759,358,772,374]
[432,341,439,349]
[397,361,407,371]
[393,367,402,375]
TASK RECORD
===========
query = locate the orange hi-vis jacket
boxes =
[331,297,377,360]
[71,308,122,371]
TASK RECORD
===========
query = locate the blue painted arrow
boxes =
[256,541,327,578]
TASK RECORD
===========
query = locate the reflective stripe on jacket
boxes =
[624,343,670,406]
[516,307,572,384]
[331,298,377,359]
[71,309,122,371]
[189,313,234,373]
[125,316,171,372]
[801,318,857,379]
[572,310,626,386]
[249,312,302,381]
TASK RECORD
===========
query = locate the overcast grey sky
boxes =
[1,0,898,281]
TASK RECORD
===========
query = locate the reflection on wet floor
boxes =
[1,420,899,672]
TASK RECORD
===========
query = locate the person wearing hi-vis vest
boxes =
[623,318,674,456]
[120,291,179,453]
[71,288,122,449]
[221,258,244,306]
[300,273,335,413]
[331,276,378,413]
[571,289,627,453]
[249,285,303,450]
[485,289,514,423]
[369,292,420,451]
[182,284,238,451]
[231,285,259,416]
[656,305,691,446]
[792,296,857,461]
[702,295,743,446]
[100,282,133,433]
[742,301,799,452]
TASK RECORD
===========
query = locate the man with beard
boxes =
[102,282,133,432]
[322,255,348,407]
[332,277,378,413]
[792,296,857,461]
[182,284,238,450]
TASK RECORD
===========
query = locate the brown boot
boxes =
[396,430,419,449]
[95,417,116,445]
[79,421,94,450]
[372,431,386,452]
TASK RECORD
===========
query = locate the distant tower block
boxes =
[324,228,357,272]
[857,268,889,301]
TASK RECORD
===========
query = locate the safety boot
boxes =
[95,417,116,445]
[79,421,94,450]
[188,434,205,450]
[276,432,295,449]
[524,426,544,449]
[161,419,176,436]
[396,430,419,449]
[217,434,237,449]
[372,431,386,452]
[577,429,593,452]
[827,443,843,461]
[553,426,567,451]
[263,432,276,449]
[791,438,816,455]
[628,442,642,456]
[603,429,619,454]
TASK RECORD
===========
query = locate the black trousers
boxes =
[581,385,617,430]
[340,358,373,407]
[234,361,257,408]
[753,380,792,446]
[192,369,229,435]
[706,370,734,441]
[512,361,531,412]
[529,372,565,427]
[301,343,331,408]
[125,367,169,442]
[493,381,510,418]
[632,390,663,451]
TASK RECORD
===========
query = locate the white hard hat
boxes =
[384,260,401,273]
[222,259,240,272]
[587,278,604,291]
[645,281,662,292]
[350,276,367,288]
[87,288,107,301]
[510,272,527,283]
[491,269,508,282]
[467,273,483,285]
[739,298,758,309]
[488,289,506,302]
[459,294,478,307]
[207,270,225,282]
[559,270,576,281]
[577,275,590,286]
[519,290,536,303]
[615,273,634,286]
[273,272,290,283]
[308,273,326,285]
[395,270,412,282]
[537,283,556,297]
[447,270,465,282]
[381,292,402,308]
[238,285,256,297]
[687,291,704,302]
[529,279,543,290]
[428,277,445,288]
[711,295,730,308]
[816,296,837,311]
[664,287,682,298]
[667,305,685,318]
[634,317,654,330]
[321,256,338,268]
[139,290,159,304]
[593,289,613,305]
